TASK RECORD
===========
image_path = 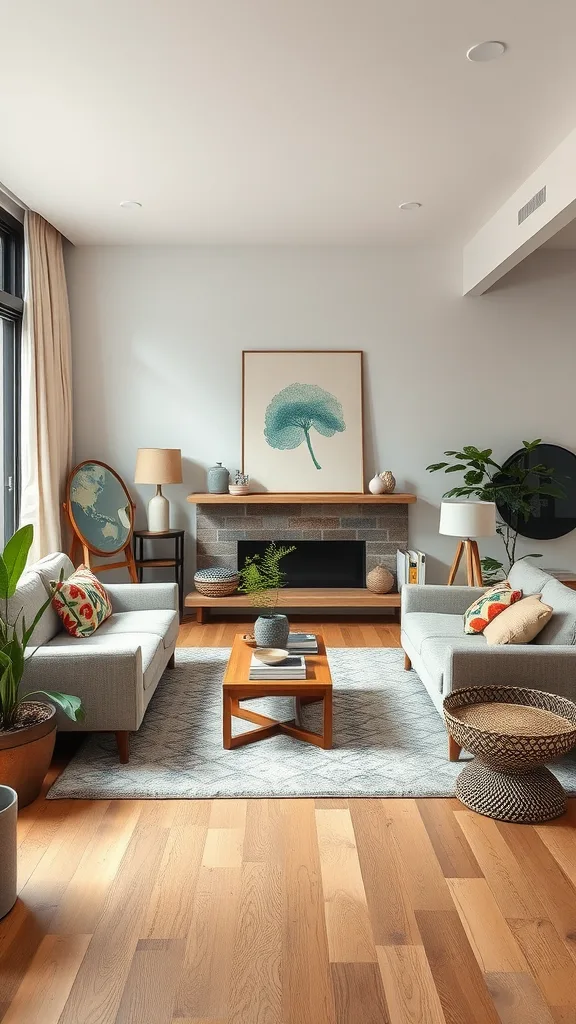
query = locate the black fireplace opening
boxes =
[237,540,366,588]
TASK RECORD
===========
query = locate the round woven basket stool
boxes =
[443,685,576,824]
[193,567,240,597]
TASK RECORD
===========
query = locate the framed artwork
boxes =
[242,350,364,493]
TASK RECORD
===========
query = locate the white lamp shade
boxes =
[439,500,496,538]
[135,448,182,485]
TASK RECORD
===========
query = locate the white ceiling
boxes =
[543,218,576,248]
[2,0,576,245]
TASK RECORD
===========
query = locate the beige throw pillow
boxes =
[483,594,553,645]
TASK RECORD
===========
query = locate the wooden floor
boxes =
[2,617,576,1024]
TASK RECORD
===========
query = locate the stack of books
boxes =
[396,549,426,587]
[287,632,319,654]
[249,653,306,680]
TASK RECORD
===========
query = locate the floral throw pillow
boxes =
[51,565,112,638]
[463,581,522,635]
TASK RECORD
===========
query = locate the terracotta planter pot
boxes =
[0,703,57,808]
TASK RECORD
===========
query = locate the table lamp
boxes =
[134,448,182,532]
[439,500,496,586]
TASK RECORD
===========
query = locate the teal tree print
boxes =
[264,383,346,470]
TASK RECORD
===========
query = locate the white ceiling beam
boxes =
[463,126,576,295]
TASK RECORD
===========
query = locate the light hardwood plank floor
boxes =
[1,616,575,1023]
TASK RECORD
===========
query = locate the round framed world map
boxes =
[67,461,134,555]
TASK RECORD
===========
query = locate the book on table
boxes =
[287,632,318,653]
[249,653,306,680]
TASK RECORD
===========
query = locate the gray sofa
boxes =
[401,559,576,760]
[14,552,179,762]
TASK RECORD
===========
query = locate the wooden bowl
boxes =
[253,648,289,665]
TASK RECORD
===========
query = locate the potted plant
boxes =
[0,525,84,807]
[238,542,296,647]
[427,440,564,582]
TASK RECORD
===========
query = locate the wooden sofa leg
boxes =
[448,735,462,762]
[115,731,130,764]
[404,652,412,670]
[168,651,176,669]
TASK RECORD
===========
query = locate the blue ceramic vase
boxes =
[207,462,229,494]
[254,614,290,648]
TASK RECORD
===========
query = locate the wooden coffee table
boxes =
[222,633,332,750]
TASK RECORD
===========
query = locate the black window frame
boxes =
[0,207,24,542]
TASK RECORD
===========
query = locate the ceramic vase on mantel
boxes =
[207,462,229,494]
[254,613,290,648]
[368,474,386,495]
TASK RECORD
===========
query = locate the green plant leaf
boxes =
[444,465,467,473]
[464,470,484,485]
[26,690,85,722]
[0,556,9,603]
[1,525,33,598]
[426,462,449,472]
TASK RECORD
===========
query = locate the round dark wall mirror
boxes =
[495,443,576,540]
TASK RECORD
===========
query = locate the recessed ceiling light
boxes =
[398,201,422,211]
[466,40,507,62]
[119,199,142,209]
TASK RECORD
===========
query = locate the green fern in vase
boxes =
[238,543,296,617]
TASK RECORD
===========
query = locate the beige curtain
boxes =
[20,212,73,561]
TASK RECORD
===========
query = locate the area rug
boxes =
[47,648,576,799]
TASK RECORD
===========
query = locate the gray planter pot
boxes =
[0,785,17,919]
[254,613,290,648]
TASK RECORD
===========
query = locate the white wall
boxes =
[65,244,576,587]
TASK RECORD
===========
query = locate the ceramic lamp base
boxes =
[147,490,170,532]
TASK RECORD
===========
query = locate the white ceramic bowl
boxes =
[253,648,289,665]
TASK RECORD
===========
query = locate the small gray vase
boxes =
[254,613,290,648]
[207,462,229,494]
[0,786,17,919]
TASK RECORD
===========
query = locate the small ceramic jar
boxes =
[207,462,229,494]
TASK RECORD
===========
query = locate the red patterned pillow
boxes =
[51,565,112,638]
[463,581,522,635]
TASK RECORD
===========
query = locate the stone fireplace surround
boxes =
[196,501,409,583]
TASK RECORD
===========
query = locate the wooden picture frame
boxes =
[63,460,138,581]
[242,350,365,493]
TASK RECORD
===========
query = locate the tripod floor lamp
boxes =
[440,500,496,587]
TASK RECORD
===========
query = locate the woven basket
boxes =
[194,573,239,597]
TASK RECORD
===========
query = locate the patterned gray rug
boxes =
[47,648,576,800]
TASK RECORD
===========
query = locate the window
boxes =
[0,209,23,543]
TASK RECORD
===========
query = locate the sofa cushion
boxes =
[94,610,179,650]
[52,565,113,638]
[35,552,75,593]
[402,612,468,654]
[8,568,61,646]
[463,582,522,634]
[44,631,165,690]
[534,577,576,645]
[508,559,553,596]
[484,595,553,645]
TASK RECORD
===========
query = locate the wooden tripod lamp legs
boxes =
[447,538,483,587]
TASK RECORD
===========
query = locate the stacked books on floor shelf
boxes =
[396,549,426,586]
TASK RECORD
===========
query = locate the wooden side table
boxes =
[133,529,185,620]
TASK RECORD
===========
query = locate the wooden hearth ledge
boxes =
[186,492,416,622]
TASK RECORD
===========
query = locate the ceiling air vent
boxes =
[518,186,547,225]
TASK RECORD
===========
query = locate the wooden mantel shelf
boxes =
[187,492,416,505]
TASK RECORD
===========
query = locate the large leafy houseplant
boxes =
[0,525,84,731]
[427,440,564,583]
[238,542,296,616]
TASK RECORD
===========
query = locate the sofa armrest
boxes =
[20,644,144,731]
[445,643,576,701]
[105,582,178,613]
[401,585,485,616]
